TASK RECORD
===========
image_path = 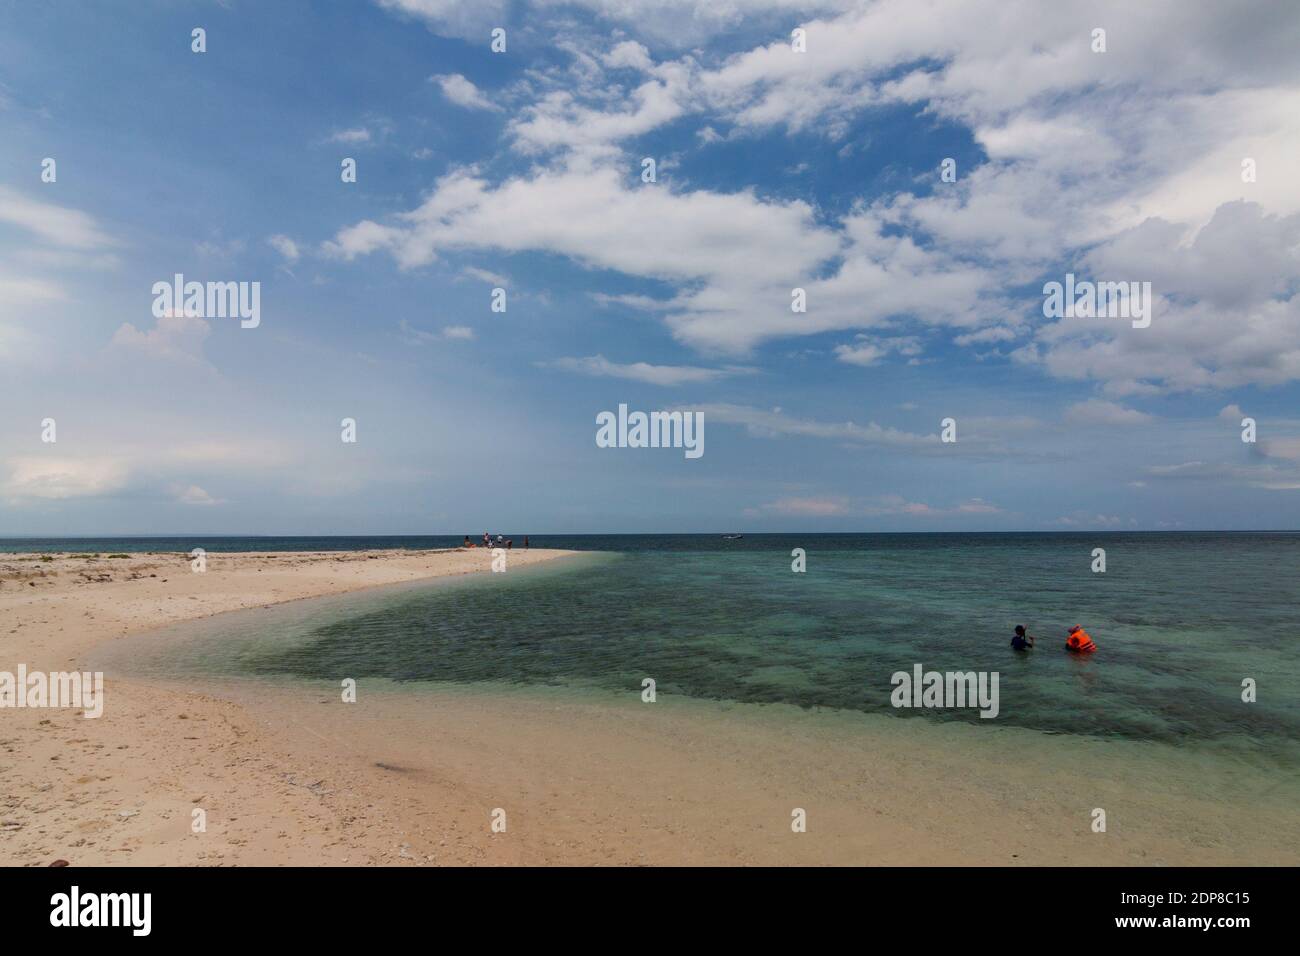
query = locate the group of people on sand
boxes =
[463,532,529,550]
[1011,624,1097,654]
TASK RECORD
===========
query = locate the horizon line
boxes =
[2,529,1299,539]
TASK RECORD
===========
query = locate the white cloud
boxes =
[380,0,853,47]
[2,457,128,500]
[833,342,887,367]
[1147,461,1209,477]
[954,326,1020,347]
[1053,512,1126,527]
[350,1,1300,393]
[1027,204,1300,393]
[589,292,673,311]
[0,275,67,304]
[1137,458,1300,490]
[327,127,372,144]
[397,319,440,345]
[834,335,924,367]
[164,440,293,469]
[267,234,300,262]
[374,0,509,39]
[570,1,853,47]
[543,354,753,386]
[399,319,474,342]
[753,492,1001,519]
[321,219,399,260]
[432,73,502,111]
[325,162,994,354]
[1063,399,1154,427]
[1259,437,1300,463]
[0,186,115,249]
[111,314,211,365]
[755,496,851,517]
[508,75,689,155]
[175,484,224,506]
[602,41,653,71]
[462,266,508,286]
[194,237,245,259]
[697,403,937,448]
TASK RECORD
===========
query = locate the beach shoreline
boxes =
[0,548,577,865]
[2,548,1295,867]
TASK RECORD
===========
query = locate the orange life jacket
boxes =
[1067,626,1097,653]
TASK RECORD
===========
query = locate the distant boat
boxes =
[722,533,744,540]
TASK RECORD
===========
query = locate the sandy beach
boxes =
[1,548,573,865]
[2,548,1295,867]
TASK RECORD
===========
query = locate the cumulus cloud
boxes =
[347,0,1300,394]
[431,73,502,111]
[175,484,224,506]
[375,0,509,40]
[834,335,924,367]
[325,164,989,354]
[111,314,211,365]
[380,0,853,47]
[1033,204,1300,393]
[508,76,690,156]
[602,40,653,71]
[1259,438,1300,463]
[954,326,1020,347]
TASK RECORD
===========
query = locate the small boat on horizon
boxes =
[722,533,744,540]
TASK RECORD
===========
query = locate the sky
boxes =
[1,0,1299,535]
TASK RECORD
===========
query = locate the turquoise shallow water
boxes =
[89,533,1300,761]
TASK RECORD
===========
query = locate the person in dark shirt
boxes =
[1011,625,1035,651]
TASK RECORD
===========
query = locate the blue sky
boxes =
[2,0,1299,534]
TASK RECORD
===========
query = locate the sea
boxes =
[8,532,1298,760]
